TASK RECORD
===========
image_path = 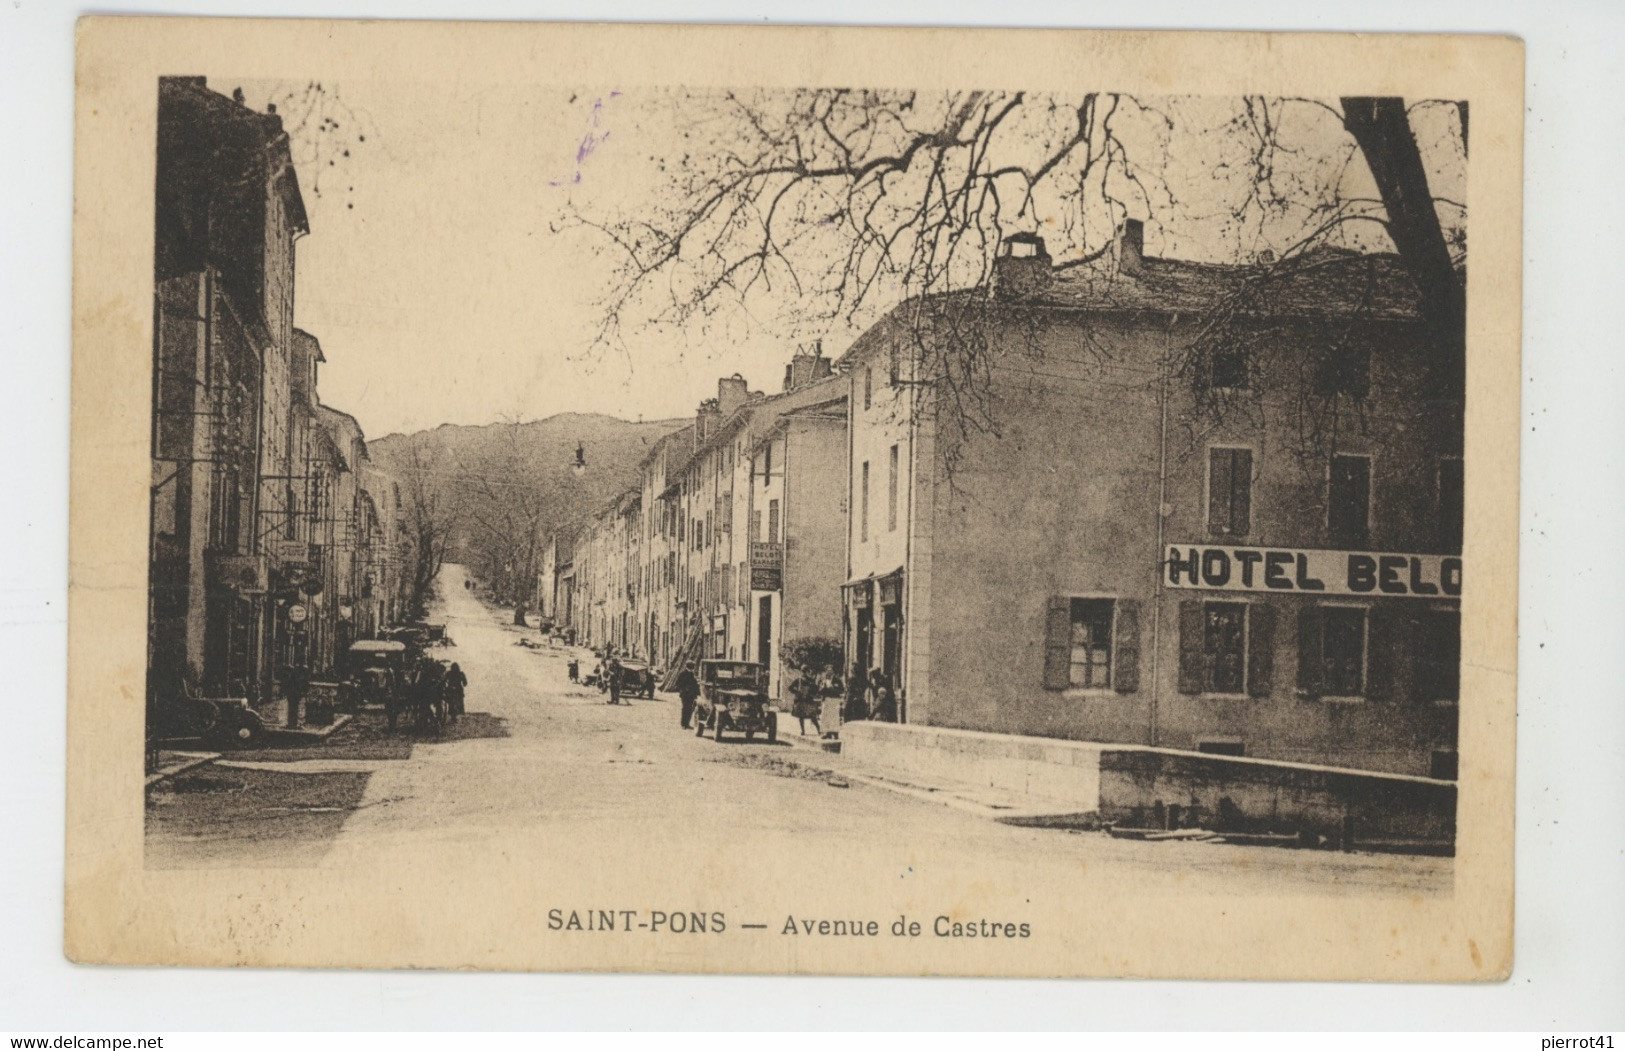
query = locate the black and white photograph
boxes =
[65,18,1521,980]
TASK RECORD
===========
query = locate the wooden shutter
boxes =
[1296,604,1324,697]
[1367,606,1403,702]
[1233,449,1252,535]
[1177,600,1205,694]
[1247,603,1275,697]
[1113,599,1141,694]
[1207,450,1230,535]
[1043,596,1071,690]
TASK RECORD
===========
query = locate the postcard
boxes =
[68,17,1521,978]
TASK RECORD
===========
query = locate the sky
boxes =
[216,79,1463,440]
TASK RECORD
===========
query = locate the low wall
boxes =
[840,721,1455,846]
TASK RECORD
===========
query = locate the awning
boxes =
[842,566,902,590]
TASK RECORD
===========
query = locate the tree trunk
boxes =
[1340,97,1465,399]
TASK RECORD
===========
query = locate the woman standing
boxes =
[791,669,821,736]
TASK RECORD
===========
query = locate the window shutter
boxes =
[1296,605,1324,697]
[1113,599,1141,693]
[1043,596,1070,690]
[1247,603,1275,697]
[1207,451,1230,536]
[1177,600,1205,694]
[1367,606,1403,702]
[1233,449,1252,535]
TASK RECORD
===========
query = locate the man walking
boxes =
[606,656,623,705]
[675,663,700,729]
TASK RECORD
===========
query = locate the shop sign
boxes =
[848,583,871,609]
[750,542,783,567]
[274,541,315,565]
[1165,544,1461,598]
[750,566,782,592]
[879,575,902,606]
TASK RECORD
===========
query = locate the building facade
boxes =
[149,77,400,736]
[559,353,849,701]
[840,227,1463,778]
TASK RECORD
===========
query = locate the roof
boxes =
[661,372,849,495]
[833,245,1433,366]
[349,640,406,653]
[1034,246,1426,321]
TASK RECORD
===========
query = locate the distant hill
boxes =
[369,412,688,593]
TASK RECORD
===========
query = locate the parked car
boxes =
[692,659,777,743]
[150,689,267,750]
[612,659,656,699]
[347,639,410,728]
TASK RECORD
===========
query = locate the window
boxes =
[1314,343,1371,398]
[767,499,780,545]
[1207,447,1252,536]
[1203,602,1248,693]
[1209,345,1249,389]
[1328,454,1371,546]
[1438,457,1464,553]
[1045,597,1139,692]
[752,510,763,544]
[1320,607,1367,695]
[763,443,772,486]
[864,367,873,410]
[860,461,870,542]
[1068,599,1113,688]
[887,444,899,531]
[1179,600,1270,697]
[1415,608,1461,703]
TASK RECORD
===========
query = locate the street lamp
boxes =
[571,442,588,477]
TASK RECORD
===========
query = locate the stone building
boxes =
[149,76,310,704]
[839,225,1463,778]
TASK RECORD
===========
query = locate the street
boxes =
[148,563,1451,897]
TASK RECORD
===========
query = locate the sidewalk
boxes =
[249,697,354,743]
[768,717,1098,826]
[145,749,220,788]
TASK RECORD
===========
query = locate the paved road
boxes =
[150,563,1451,902]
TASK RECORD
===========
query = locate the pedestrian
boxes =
[567,658,580,683]
[791,668,821,736]
[606,656,622,705]
[868,668,896,723]
[846,667,870,722]
[445,662,467,722]
[675,662,700,729]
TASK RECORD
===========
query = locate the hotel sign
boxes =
[750,542,783,568]
[1165,544,1461,598]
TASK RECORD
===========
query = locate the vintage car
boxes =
[612,659,655,699]
[150,689,267,749]
[347,639,410,728]
[692,659,777,743]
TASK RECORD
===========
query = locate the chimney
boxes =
[1117,218,1144,276]
[717,373,751,417]
[695,397,721,444]
[991,233,1052,300]
[784,341,834,392]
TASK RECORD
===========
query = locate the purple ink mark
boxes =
[549,94,618,188]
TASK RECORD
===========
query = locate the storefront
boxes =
[843,567,905,720]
